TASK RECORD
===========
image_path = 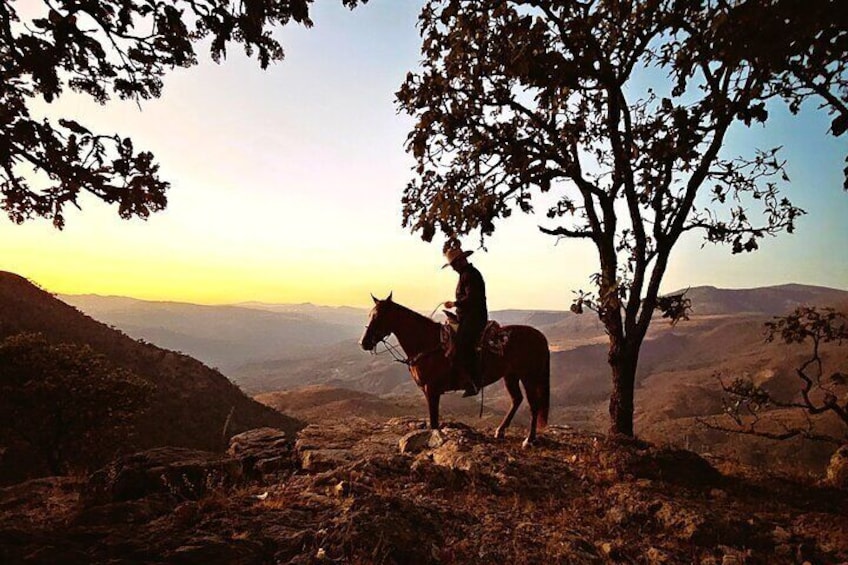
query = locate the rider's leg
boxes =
[457,322,484,397]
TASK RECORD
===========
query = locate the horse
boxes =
[359,293,550,447]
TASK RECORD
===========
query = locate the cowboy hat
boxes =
[442,247,474,268]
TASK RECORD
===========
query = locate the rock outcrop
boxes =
[84,447,243,505]
[227,427,294,481]
[1,420,846,564]
[825,444,848,489]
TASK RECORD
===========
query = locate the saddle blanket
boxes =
[441,320,509,358]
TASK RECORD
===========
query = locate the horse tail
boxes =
[536,347,550,430]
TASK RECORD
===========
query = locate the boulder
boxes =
[228,427,293,480]
[600,440,722,487]
[825,444,848,489]
[398,430,445,454]
[300,449,356,472]
[429,441,476,472]
[405,425,481,473]
[84,447,242,505]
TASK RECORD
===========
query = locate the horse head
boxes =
[359,292,394,351]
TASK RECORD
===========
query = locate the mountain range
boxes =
[29,279,848,473]
[59,294,364,370]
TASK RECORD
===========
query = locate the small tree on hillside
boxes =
[702,306,848,446]
[0,332,153,474]
[397,0,846,436]
[1,0,364,228]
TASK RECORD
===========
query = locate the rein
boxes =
[369,303,448,366]
[374,337,442,368]
[373,337,411,365]
[428,301,446,319]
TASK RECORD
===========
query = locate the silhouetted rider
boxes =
[443,244,487,397]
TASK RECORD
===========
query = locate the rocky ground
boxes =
[1,419,846,564]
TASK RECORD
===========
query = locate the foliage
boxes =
[709,0,848,167]
[0,332,153,474]
[0,0,364,227]
[704,306,848,444]
[397,0,845,435]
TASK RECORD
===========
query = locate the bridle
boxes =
[363,301,447,367]
[372,333,412,365]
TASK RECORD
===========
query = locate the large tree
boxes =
[397,0,846,436]
[1,0,363,228]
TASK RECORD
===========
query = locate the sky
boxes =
[1,1,846,311]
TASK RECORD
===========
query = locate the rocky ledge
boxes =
[1,418,846,564]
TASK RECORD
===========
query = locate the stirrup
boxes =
[462,382,479,397]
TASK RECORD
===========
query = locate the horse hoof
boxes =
[494,429,505,440]
[521,438,535,449]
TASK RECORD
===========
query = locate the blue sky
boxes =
[0,0,845,309]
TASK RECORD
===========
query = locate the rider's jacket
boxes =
[455,263,487,327]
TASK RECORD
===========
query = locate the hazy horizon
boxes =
[53,279,848,311]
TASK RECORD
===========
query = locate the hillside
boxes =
[255,384,503,423]
[0,272,301,481]
[231,284,848,394]
[235,301,368,327]
[234,339,416,395]
[47,281,848,473]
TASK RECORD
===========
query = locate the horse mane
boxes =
[387,300,440,328]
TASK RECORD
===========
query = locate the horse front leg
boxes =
[424,385,441,429]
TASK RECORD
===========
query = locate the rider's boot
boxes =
[462,353,481,397]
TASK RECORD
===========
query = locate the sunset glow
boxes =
[1,1,846,310]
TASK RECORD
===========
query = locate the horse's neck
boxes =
[390,307,439,357]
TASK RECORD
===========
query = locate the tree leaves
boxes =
[57,119,90,135]
[398,0,831,299]
[1,0,369,228]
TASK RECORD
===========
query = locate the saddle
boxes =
[440,311,509,359]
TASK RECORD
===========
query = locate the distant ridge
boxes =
[669,283,848,316]
[0,271,301,459]
[58,283,848,381]
[59,293,364,370]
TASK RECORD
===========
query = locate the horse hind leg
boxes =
[495,376,523,440]
[522,402,538,449]
[521,363,550,448]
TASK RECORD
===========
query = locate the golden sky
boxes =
[1,2,846,310]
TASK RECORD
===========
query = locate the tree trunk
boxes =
[608,337,638,437]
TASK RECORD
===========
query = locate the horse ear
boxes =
[371,293,379,305]
[386,291,393,302]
